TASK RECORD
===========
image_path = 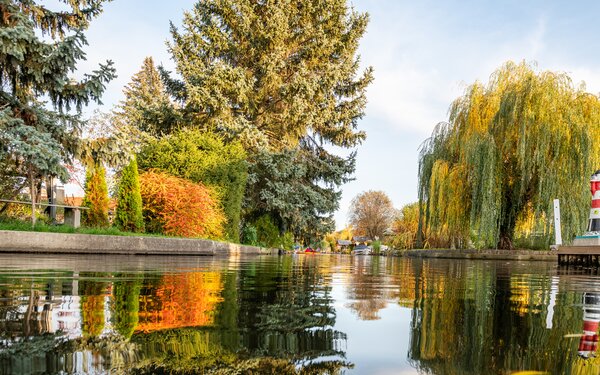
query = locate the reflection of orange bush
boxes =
[136,272,223,333]
[139,170,225,239]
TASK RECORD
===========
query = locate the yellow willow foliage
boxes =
[419,61,600,249]
[426,161,470,248]
[514,202,548,239]
[391,202,419,250]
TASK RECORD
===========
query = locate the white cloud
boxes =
[357,9,551,139]
[366,66,454,136]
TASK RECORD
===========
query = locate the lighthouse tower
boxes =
[558,170,600,265]
[588,170,600,234]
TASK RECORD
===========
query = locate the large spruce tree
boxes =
[418,62,600,249]
[0,0,115,223]
[115,57,178,136]
[163,0,373,241]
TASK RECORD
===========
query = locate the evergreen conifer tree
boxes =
[115,157,144,232]
[0,0,115,224]
[116,57,178,136]
[82,163,110,228]
[162,0,373,241]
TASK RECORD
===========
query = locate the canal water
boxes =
[0,254,599,374]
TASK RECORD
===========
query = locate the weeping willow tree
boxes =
[418,61,600,249]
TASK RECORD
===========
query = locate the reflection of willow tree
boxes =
[79,273,109,337]
[346,256,390,320]
[407,260,597,375]
[112,273,143,339]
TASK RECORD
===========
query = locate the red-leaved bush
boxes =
[139,170,225,239]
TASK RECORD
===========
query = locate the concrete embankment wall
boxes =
[0,230,275,256]
[401,249,557,261]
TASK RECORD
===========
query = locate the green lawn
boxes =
[0,219,165,237]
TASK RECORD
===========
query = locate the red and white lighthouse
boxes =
[587,170,600,233]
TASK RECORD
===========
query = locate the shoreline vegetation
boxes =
[0,219,165,238]
[0,225,557,261]
[0,1,373,254]
[2,2,591,253]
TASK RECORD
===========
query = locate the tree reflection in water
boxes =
[0,257,351,374]
[407,261,600,375]
[4,256,600,374]
[345,256,397,320]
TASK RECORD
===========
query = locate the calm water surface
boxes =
[0,254,599,374]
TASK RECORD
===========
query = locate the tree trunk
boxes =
[498,234,513,250]
[29,166,36,227]
[416,200,424,249]
[497,218,515,250]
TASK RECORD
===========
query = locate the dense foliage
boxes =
[390,202,419,250]
[250,215,294,249]
[0,0,115,220]
[161,0,373,241]
[418,62,600,249]
[245,148,354,244]
[138,129,247,241]
[139,170,224,239]
[348,190,396,240]
[115,157,144,233]
[2,0,373,244]
[82,163,109,228]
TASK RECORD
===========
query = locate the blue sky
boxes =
[74,1,600,229]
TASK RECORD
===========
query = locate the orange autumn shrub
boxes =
[139,170,225,239]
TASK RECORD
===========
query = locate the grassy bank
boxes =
[0,219,164,237]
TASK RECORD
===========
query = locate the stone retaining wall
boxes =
[401,249,557,261]
[0,230,274,256]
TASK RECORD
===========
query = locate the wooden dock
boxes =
[558,246,600,266]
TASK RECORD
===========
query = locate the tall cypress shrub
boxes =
[82,163,110,228]
[115,157,144,232]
